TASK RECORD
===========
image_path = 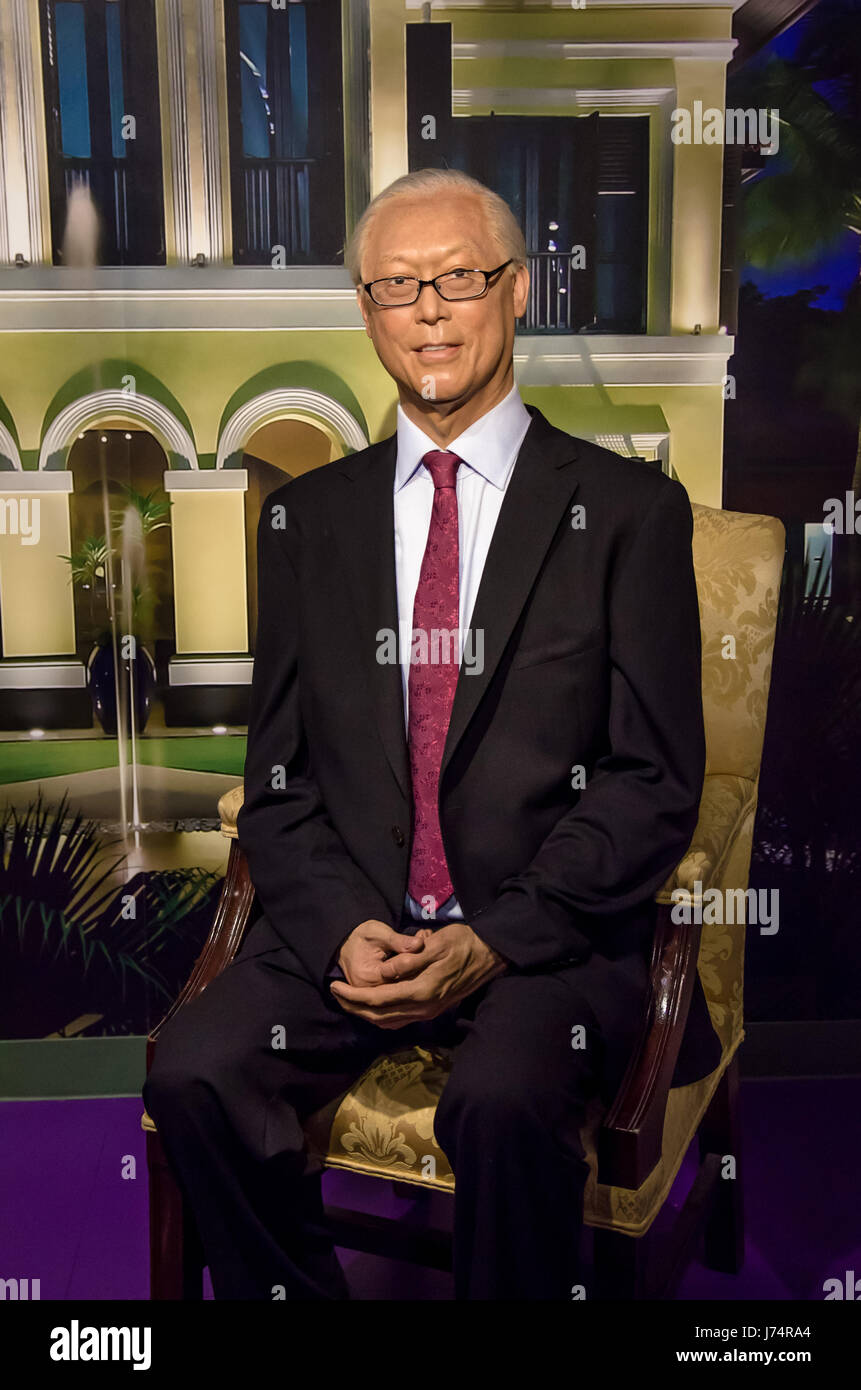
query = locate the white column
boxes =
[164,469,249,655]
[0,472,76,657]
[0,0,51,265]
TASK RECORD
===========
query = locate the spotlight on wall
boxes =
[29,728,45,738]
[211,724,228,735]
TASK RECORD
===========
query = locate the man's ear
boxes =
[512,263,530,319]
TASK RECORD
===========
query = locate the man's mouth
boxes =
[414,343,462,359]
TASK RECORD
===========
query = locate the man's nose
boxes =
[414,283,450,323]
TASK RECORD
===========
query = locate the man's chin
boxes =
[403,375,471,408]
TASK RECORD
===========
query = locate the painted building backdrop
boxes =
[0,0,857,1053]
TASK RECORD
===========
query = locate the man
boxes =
[143,168,721,1301]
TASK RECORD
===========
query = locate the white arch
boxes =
[216,388,368,468]
[39,389,197,470]
[0,423,22,470]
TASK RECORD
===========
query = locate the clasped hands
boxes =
[329,918,508,1030]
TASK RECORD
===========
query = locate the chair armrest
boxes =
[596,900,703,1189]
[217,783,244,839]
[596,774,757,1189]
[145,837,256,1070]
[655,772,758,902]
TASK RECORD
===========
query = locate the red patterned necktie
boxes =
[407,449,462,914]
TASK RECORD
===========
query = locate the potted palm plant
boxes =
[60,483,171,734]
[0,788,221,1038]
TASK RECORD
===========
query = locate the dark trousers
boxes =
[142,916,648,1300]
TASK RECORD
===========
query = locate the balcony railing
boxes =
[239,158,314,263]
[63,162,129,259]
[521,252,592,334]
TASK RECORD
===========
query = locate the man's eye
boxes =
[448,268,469,278]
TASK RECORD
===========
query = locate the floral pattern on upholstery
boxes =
[690,504,784,781]
[301,1037,745,1237]
[217,783,244,838]
[304,1046,455,1188]
[658,772,755,899]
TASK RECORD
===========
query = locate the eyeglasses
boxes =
[362,260,513,307]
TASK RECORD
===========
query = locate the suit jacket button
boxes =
[391,825,405,847]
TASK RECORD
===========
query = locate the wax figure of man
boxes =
[143,168,721,1301]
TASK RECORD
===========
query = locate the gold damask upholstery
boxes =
[145,499,784,1242]
[691,506,783,781]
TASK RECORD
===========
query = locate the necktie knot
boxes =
[422,450,462,490]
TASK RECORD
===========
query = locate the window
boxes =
[446,114,649,334]
[224,0,346,265]
[39,0,166,265]
[594,117,649,333]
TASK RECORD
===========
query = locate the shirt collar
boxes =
[394,383,532,493]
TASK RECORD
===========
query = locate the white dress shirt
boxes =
[395,382,532,923]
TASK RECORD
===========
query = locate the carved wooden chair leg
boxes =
[146,1130,205,1300]
[698,1052,744,1274]
[592,1226,652,1300]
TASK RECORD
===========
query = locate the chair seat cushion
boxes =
[302,1039,735,1237]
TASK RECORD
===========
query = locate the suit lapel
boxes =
[328,406,580,799]
[328,435,409,796]
[441,408,580,781]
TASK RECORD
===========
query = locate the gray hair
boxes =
[343,168,527,286]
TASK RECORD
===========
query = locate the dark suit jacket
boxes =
[236,403,722,1088]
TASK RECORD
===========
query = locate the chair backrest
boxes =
[691,503,785,780]
[673,503,786,1057]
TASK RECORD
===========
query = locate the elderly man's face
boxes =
[356,191,529,411]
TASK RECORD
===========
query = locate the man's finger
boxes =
[331,997,423,1028]
[330,976,432,1006]
[377,941,440,982]
[364,924,426,953]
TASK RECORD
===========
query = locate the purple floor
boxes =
[2,1077,858,1300]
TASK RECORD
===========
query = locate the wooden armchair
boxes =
[142,501,785,1299]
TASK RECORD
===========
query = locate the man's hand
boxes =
[330,921,508,1029]
[336,919,429,988]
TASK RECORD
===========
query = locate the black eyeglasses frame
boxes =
[361,260,514,307]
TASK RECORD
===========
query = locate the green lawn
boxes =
[0,736,248,785]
